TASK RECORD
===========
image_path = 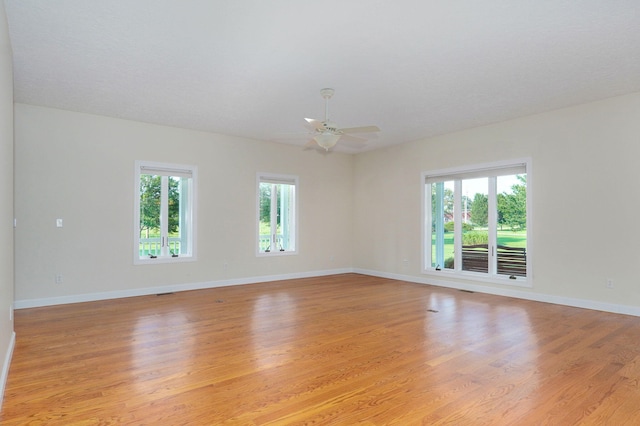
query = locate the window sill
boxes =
[256,250,298,257]
[134,256,197,265]
[422,268,531,288]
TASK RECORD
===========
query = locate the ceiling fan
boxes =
[304,88,380,151]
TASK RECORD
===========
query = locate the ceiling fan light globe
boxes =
[314,133,341,150]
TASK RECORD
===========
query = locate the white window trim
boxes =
[421,158,532,287]
[256,172,299,257]
[134,160,198,265]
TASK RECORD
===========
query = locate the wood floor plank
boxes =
[2,273,640,425]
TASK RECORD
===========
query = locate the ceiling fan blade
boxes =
[302,139,333,154]
[303,139,316,149]
[340,133,368,144]
[340,125,380,134]
[304,118,324,131]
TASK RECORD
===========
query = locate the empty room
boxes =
[2,1,640,424]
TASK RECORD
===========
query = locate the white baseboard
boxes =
[0,331,16,410]
[354,268,640,317]
[14,267,640,317]
[14,268,354,309]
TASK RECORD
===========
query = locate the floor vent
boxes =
[156,292,174,296]
[427,309,439,313]
[459,289,475,293]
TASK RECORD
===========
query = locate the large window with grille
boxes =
[423,160,530,284]
[134,161,196,264]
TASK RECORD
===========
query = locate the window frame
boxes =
[134,160,197,265]
[421,158,532,287]
[256,172,299,257]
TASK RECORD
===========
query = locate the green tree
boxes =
[140,175,181,237]
[167,177,180,234]
[443,188,454,217]
[260,183,271,224]
[431,187,454,217]
[260,183,287,230]
[497,193,507,230]
[470,193,488,227]
[498,175,527,231]
[140,175,161,238]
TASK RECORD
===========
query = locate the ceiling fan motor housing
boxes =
[320,121,340,134]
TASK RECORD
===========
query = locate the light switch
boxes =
[56,218,63,228]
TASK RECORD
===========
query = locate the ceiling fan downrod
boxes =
[320,88,334,122]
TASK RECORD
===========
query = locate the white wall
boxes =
[354,92,640,314]
[0,1,15,406]
[14,104,354,305]
[11,88,640,315]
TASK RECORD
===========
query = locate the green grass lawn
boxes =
[434,230,526,262]
[496,230,527,248]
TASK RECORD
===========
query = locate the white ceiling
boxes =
[5,1,640,153]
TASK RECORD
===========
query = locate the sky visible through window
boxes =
[462,174,524,196]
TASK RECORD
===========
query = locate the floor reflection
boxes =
[423,289,540,411]
[251,292,298,371]
[131,309,194,395]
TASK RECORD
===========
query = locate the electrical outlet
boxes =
[9,304,13,321]
[55,274,63,284]
[606,278,614,289]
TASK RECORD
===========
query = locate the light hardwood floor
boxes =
[2,274,640,425]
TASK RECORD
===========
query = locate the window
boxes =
[257,173,298,255]
[423,160,530,283]
[134,161,196,264]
